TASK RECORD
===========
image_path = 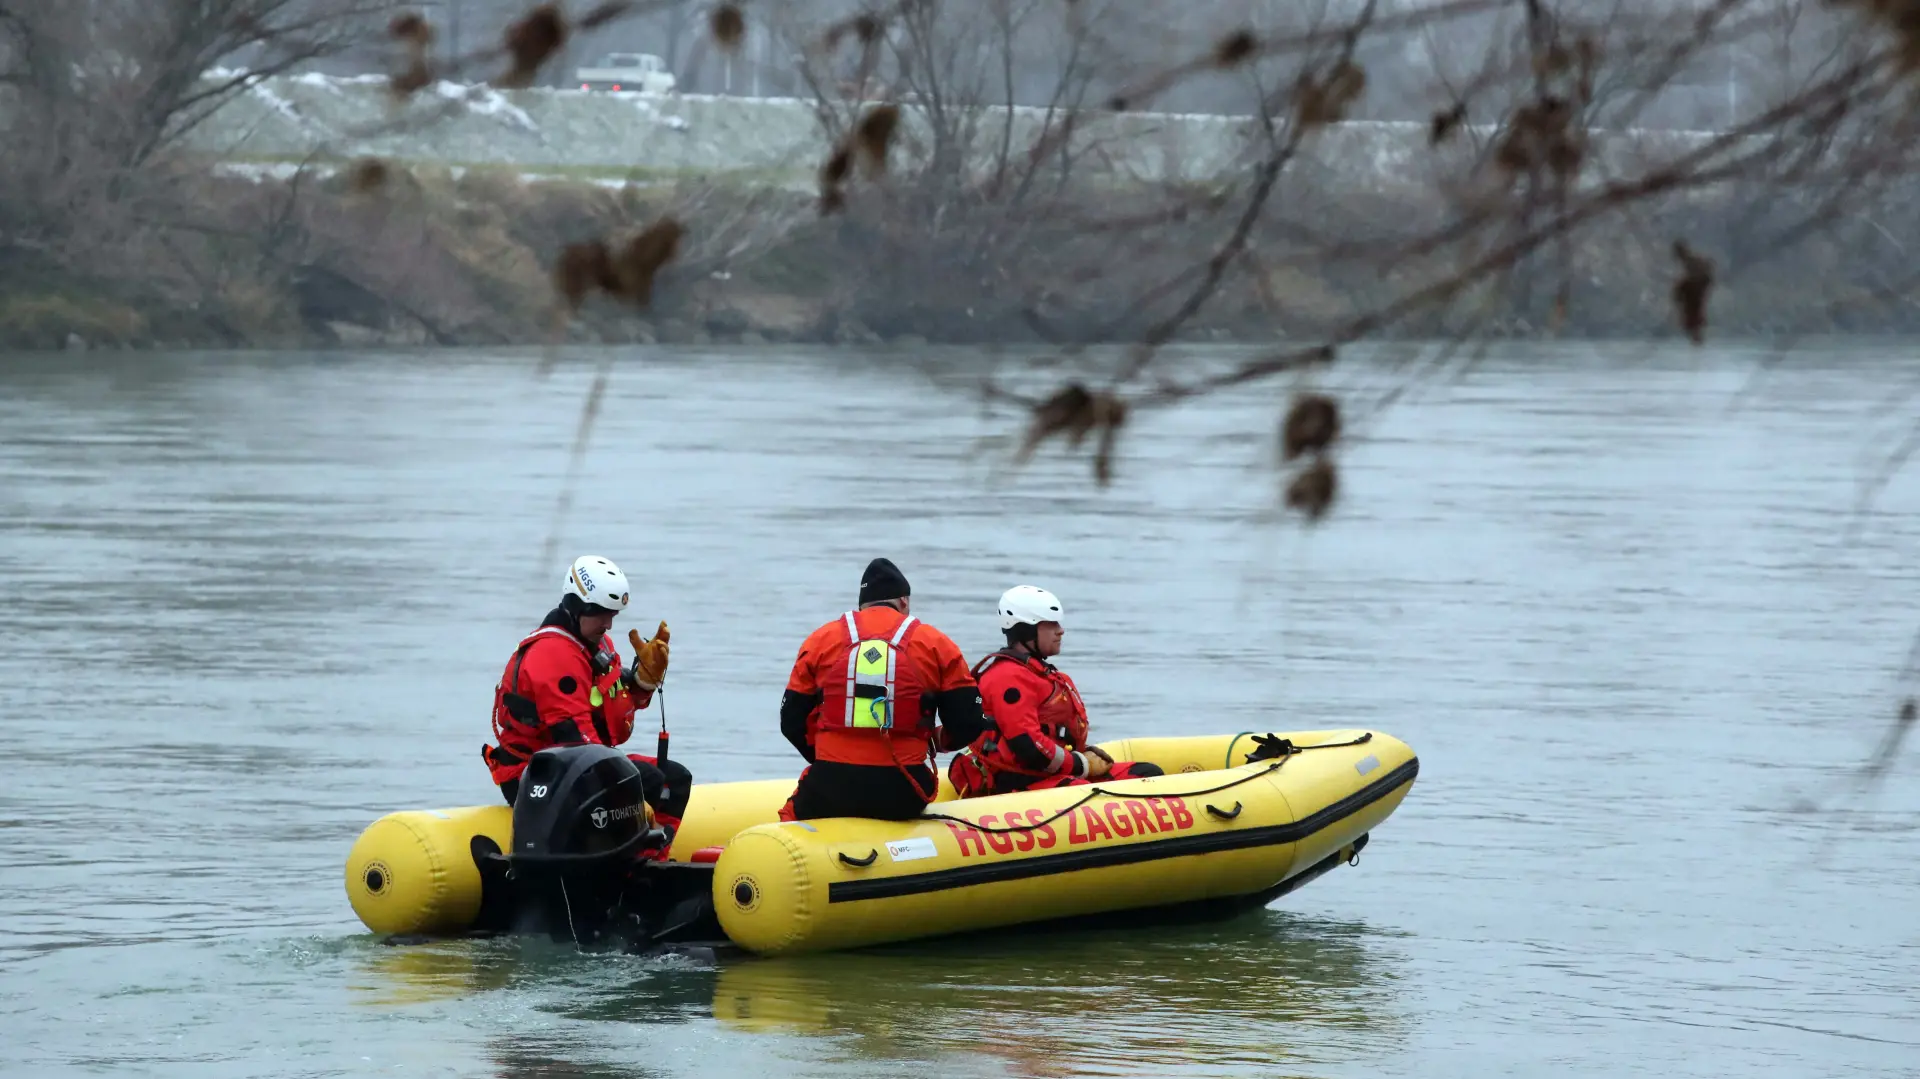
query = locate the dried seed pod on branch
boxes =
[1671,241,1714,345]
[550,218,686,320]
[500,3,569,89]
[1016,383,1130,487]
[711,4,746,50]
[1213,29,1258,69]
[1494,96,1585,183]
[1285,456,1339,522]
[386,12,435,100]
[817,105,903,213]
[348,157,390,194]
[1296,61,1367,130]
[1282,393,1342,461]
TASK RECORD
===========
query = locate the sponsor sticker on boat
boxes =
[1355,754,1380,776]
[886,837,938,863]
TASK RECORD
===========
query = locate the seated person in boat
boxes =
[777,558,988,821]
[481,555,691,855]
[948,586,1163,797]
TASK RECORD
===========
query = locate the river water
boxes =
[1,342,1916,1078]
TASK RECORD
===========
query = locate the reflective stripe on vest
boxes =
[840,611,918,730]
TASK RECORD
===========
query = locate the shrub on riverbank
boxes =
[4,161,1918,353]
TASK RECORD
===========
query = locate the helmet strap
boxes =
[555,592,589,639]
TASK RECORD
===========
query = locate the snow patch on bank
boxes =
[184,68,1741,187]
[432,80,539,131]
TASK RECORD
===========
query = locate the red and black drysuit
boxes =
[481,606,691,857]
[948,647,1161,797]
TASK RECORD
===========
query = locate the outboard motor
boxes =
[507,744,668,948]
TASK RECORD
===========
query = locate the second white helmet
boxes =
[564,555,632,612]
[998,585,1063,631]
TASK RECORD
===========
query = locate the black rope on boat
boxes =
[919,732,1375,837]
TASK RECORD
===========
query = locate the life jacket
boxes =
[482,624,635,786]
[812,609,936,769]
[965,649,1089,780]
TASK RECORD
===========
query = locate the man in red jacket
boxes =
[482,555,689,850]
[949,585,1162,797]
[777,558,988,821]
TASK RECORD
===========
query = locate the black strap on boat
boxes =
[1238,730,1371,766]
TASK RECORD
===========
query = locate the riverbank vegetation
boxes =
[6,0,1920,358]
[7,155,1918,354]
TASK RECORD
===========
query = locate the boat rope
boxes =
[560,876,582,949]
[921,731,1375,836]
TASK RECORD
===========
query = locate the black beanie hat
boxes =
[858,557,911,606]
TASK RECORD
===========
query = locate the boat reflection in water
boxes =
[346,906,1407,1077]
[710,908,1410,1076]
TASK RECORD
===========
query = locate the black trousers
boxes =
[791,760,937,821]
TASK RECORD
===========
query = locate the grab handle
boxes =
[837,848,879,868]
[1206,801,1244,821]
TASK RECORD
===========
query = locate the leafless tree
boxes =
[0,0,397,297]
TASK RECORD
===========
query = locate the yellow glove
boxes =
[627,622,671,690]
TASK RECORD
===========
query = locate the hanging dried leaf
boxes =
[822,144,853,187]
[1296,60,1367,129]
[818,143,854,215]
[555,240,614,313]
[711,4,746,50]
[1494,95,1583,179]
[608,219,686,308]
[1281,392,1342,461]
[1093,416,1124,486]
[389,12,433,46]
[1430,102,1466,144]
[348,157,390,193]
[1019,383,1097,459]
[501,3,569,89]
[390,56,433,100]
[1017,384,1129,484]
[855,105,901,174]
[1214,29,1258,68]
[1285,456,1338,521]
[1671,240,1714,345]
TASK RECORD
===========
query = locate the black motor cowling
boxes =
[507,744,668,946]
[510,744,661,864]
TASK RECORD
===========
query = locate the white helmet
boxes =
[998,585,1063,631]
[564,555,631,612]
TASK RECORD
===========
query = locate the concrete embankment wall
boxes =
[183,72,1731,190]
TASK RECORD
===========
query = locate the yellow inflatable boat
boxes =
[344,729,1418,955]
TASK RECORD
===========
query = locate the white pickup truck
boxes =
[575,53,676,94]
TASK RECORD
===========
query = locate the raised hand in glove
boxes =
[626,621,671,691]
